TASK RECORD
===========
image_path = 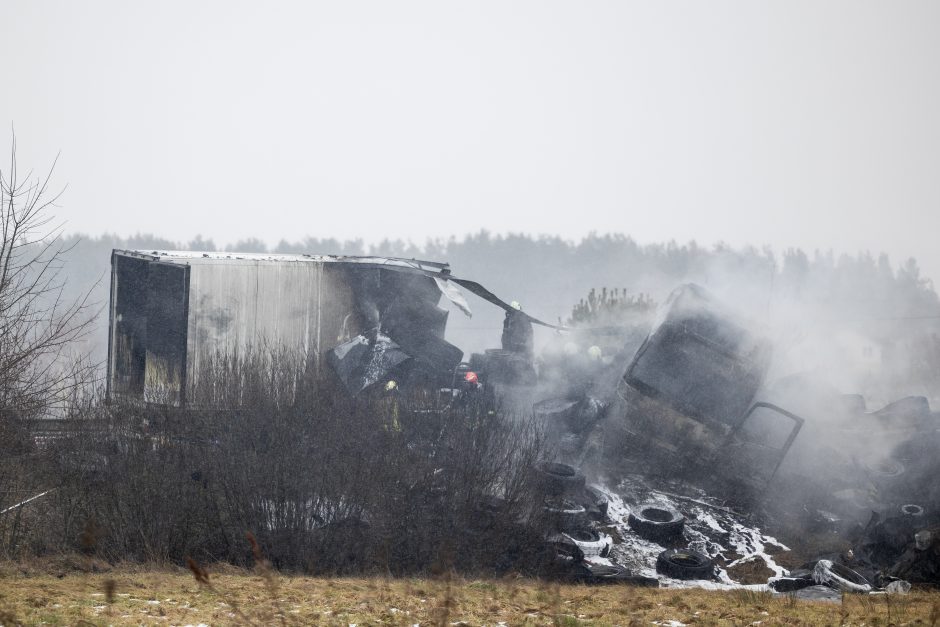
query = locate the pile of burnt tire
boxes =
[626,501,718,582]
[535,462,657,586]
[764,504,920,596]
[767,557,915,602]
[768,559,878,599]
[766,394,938,589]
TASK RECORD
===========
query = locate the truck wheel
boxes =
[544,498,589,529]
[863,458,905,479]
[656,549,715,580]
[812,559,872,593]
[561,528,612,558]
[571,562,659,586]
[583,486,609,520]
[535,462,586,495]
[628,504,685,542]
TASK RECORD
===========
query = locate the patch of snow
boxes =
[595,476,791,588]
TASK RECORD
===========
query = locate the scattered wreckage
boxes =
[524,283,938,593]
[105,250,938,592]
[106,249,553,405]
[106,250,483,405]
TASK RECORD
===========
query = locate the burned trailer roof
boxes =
[106,250,470,406]
[116,249,452,272]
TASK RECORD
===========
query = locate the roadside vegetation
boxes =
[0,140,554,579]
[2,361,552,576]
[4,138,940,625]
[1,565,939,626]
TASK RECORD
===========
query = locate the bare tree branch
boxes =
[0,132,98,420]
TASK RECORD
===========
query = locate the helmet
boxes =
[464,371,479,384]
[587,345,602,360]
[384,380,398,392]
[510,301,522,311]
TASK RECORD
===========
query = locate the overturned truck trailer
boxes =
[106,250,470,405]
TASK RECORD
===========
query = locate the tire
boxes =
[900,503,925,518]
[769,572,815,592]
[571,562,659,586]
[628,504,685,542]
[567,397,609,434]
[535,462,587,496]
[863,458,905,480]
[562,528,612,558]
[544,498,589,529]
[812,559,872,593]
[656,549,715,580]
[544,537,584,570]
[872,396,930,421]
[583,486,609,521]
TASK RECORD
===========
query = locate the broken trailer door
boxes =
[143,261,190,405]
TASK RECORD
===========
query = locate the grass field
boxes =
[0,564,938,626]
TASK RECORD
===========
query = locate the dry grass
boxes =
[0,565,938,626]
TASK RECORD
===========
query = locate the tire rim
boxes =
[642,507,675,522]
[865,459,904,477]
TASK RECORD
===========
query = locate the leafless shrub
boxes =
[0,134,97,557]
[0,132,97,420]
[42,346,550,577]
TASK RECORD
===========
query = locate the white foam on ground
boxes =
[594,476,790,589]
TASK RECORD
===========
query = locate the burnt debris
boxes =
[102,251,940,590]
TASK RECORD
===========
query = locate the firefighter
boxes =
[461,370,480,391]
[382,379,401,432]
[501,301,534,360]
[452,369,483,411]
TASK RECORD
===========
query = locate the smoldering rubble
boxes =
[524,282,939,594]
[92,250,940,593]
[466,281,938,595]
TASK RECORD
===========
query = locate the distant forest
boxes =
[60,231,940,401]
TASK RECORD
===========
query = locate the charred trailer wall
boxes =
[107,252,190,405]
[183,258,360,404]
[107,251,362,406]
[106,251,461,406]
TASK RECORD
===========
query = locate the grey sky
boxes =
[3,1,939,281]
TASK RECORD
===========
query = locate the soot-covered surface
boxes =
[595,475,788,589]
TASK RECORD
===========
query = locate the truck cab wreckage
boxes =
[106,250,939,591]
